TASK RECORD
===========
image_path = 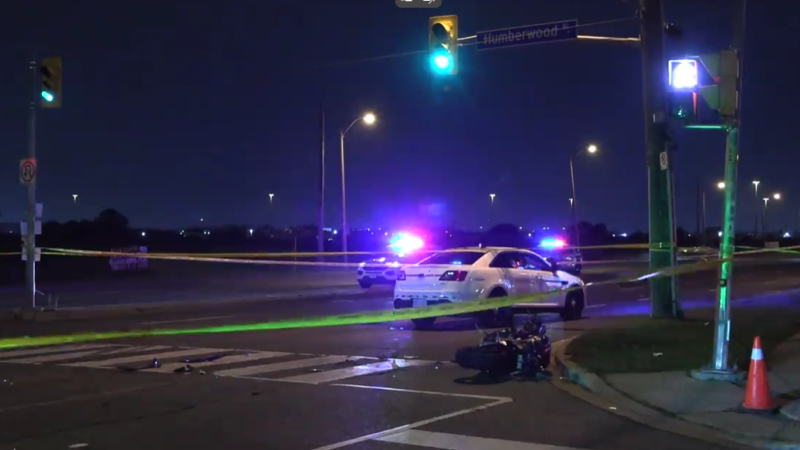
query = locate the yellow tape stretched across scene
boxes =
[43,243,657,260]
[0,252,753,350]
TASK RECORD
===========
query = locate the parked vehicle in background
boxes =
[535,238,582,276]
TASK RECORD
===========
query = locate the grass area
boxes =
[566,308,800,374]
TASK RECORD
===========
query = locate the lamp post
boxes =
[752,180,760,235]
[340,112,376,259]
[568,144,598,248]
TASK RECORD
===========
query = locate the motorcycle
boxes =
[454,315,552,377]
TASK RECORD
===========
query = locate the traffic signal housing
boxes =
[428,15,458,75]
[40,57,63,108]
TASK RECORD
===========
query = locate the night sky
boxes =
[1,0,798,233]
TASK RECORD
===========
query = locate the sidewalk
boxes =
[555,330,800,449]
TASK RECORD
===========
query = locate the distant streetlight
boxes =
[717,181,725,190]
[753,180,760,235]
[72,194,78,203]
[489,193,496,204]
[569,144,600,248]
[340,112,378,259]
[269,193,275,204]
[774,193,781,200]
[200,217,204,222]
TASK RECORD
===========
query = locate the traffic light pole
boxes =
[25,58,38,309]
[639,0,680,319]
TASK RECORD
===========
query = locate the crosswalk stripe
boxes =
[62,348,228,368]
[102,345,172,355]
[0,344,118,360]
[214,355,355,378]
[374,430,587,450]
[279,359,432,384]
[143,351,290,373]
[3,350,107,364]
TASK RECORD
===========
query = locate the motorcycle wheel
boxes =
[455,344,517,374]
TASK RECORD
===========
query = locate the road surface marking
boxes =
[3,350,110,364]
[144,351,290,373]
[375,430,587,449]
[585,303,606,309]
[62,348,227,368]
[280,358,432,384]
[140,315,235,325]
[332,384,510,401]
[310,396,512,450]
[214,355,355,378]
[0,344,118,360]
[102,345,172,355]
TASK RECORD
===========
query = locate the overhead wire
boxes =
[308,16,638,71]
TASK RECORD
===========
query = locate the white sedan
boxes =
[393,247,587,329]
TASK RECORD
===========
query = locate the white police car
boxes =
[356,257,402,288]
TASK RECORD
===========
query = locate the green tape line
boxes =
[0,255,735,350]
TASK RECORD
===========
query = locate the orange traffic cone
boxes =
[743,336,774,410]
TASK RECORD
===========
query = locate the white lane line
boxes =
[140,315,234,325]
[102,345,171,355]
[144,351,289,373]
[278,359,432,384]
[62,348,228,368]
[3,350,108,364]
[0,344,119,360]
[585,303,606,309]
[331,384,511,401]
[375,430,587,450]
[214,355,355,378]
[310,395,512,450]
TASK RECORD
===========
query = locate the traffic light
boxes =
[668,91,698,121]
[428,15,458,75]
[40,57,62,108]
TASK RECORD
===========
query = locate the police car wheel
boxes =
[358,280,372,289]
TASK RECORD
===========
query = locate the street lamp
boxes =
[340,112,377,259]
[72,194,78,204]
[774,193,781,200]
[717,181,725,190]
[569,144,599,248]
[752,180,760,235]
[489,193,496,204]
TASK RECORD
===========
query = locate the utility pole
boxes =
[639,0,679,318]
[340,130,348,262]
[318,107,326,257]
[25,58,37,308]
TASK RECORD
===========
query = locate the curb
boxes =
[0,287,375,323]
[551,338,800,450]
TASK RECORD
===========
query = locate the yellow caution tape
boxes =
[0,253,744,350]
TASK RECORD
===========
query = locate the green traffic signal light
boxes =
[431,49,453,73]
[41,91,54,102]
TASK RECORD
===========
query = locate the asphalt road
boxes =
[2,259,800,449]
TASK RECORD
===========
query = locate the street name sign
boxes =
[477,20,578,51]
